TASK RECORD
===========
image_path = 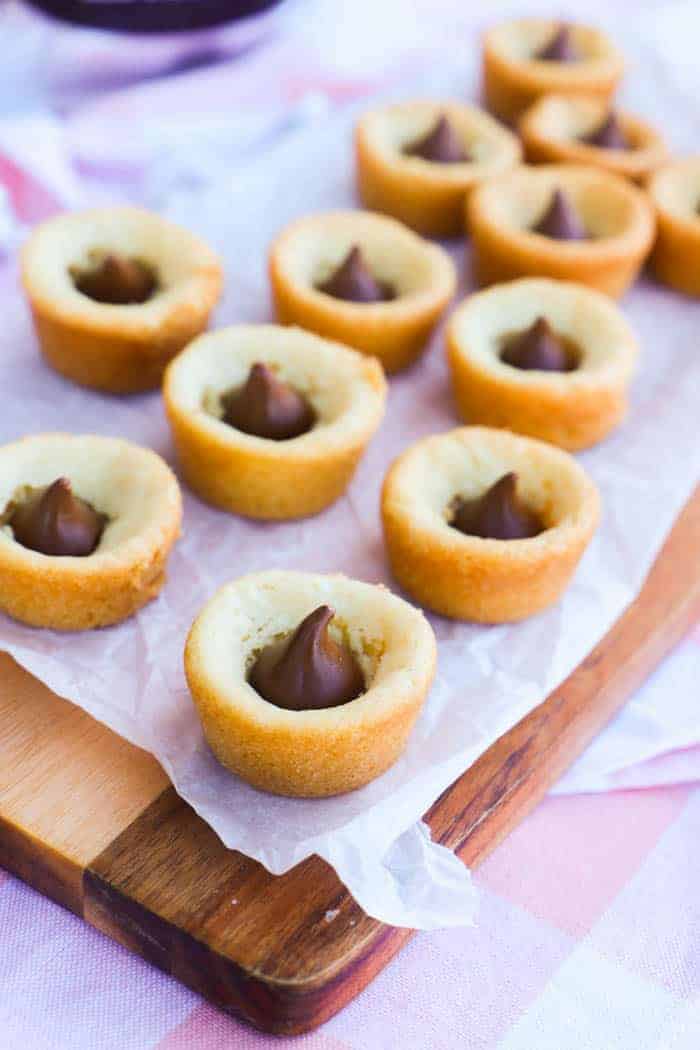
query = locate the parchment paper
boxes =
[1,37,699,929]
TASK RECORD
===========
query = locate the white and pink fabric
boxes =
[0,1,698,1046]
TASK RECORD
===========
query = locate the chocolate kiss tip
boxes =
[43,476,76,507]
[74,253,156,305]
[536,24,577,62]
[501,316,572,372]
[451,472,543,541]
[249,604,365,712]
[222,362,314,442]
[534,188,587,241]
[582,112,628,150]
[317,245,393,304]
[10,476,105,558]
[405,115,467,164]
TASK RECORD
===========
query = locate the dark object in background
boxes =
[25,0,282,33]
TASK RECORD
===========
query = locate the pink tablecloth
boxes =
[0,1,698,1045]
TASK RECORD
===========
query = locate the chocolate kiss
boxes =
[501,317,574,372]
[10,477,106,557]
[451,473,543,541]
[535,24,577,62]
[317,246,394,303]
[249,605,365,711]
[581,112,628,150]
[74,254,157,305]
[404,115,468,164]
[222,363,315,441]
[533,189,587,241]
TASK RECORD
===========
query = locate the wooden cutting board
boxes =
[0,486,698,1036]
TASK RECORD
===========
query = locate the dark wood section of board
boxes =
[83,486,700,1036]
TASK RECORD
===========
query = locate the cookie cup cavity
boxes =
[520,96,667,183]
[164,324,387,519]
[467,164,655,298]
[22,206,222,394]
[269,210,456,373]
[355,100,521,237]
[647,158,700,297]
[381,426,600,623]
[483,18,624,124]
[184,570,437,797]
[447,278,638,450]
[0,433,182,630]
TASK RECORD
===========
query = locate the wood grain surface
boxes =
[0,660,168,913]
[1,486,698,1034]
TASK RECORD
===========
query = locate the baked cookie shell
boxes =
[0,434,182,630]
[647,158,700,297]
[185,571,437,797]
[468,164,655,298]
[22,206,223,394]
[382,426,600,622]
[269,210,456,373]
[483,18,624,124]
[355,100,522,237]
[164,324,387,519]
[447,278,638,450]
[520,96,667,183]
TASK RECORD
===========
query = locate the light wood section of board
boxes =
[0,655,168,913]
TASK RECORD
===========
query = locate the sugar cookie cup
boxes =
[164,324,387,520]
[483,18,624,124]
[446,278,638,451]
[647,158,700,297]
[355,100,522,237]
[0,433,182,630]
[268,210,456,373]
[185,570,437,797]
[468,165,655,298]
[21,206,223,394]
[381,426,600,623]
[520,96,667,183]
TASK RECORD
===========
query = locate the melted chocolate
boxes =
[9,477,106,557]
[533,188,587,241]
[316,246,394,303]
[222,363,315,441]
[451,473,543,541]
[404,115,468,164]
[535,24,577,62]
[73,254,157,305]
[249,605,365,711]
[581,112,628,150]
[501,317,577,373]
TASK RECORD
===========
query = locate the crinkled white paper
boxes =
[1,27,699,930]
